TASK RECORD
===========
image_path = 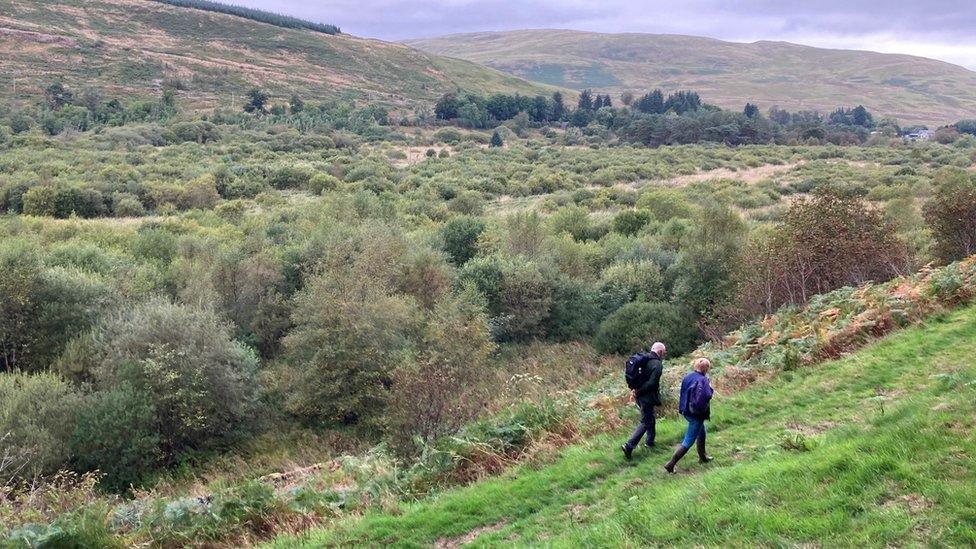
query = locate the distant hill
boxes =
[406,29,976,126]
[0,0,559,109]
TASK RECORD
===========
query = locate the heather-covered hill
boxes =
[406,29,976,126]
[0,0,560,109]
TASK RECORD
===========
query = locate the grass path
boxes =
[271,306,976,547]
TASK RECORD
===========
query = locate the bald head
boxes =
[651,342,666,357]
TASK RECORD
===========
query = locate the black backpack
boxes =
[624,352,651,390]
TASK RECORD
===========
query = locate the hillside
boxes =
[273,302,976,547]
[0,0,559,109]
[405,29,976,126]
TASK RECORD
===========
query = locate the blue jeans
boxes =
[681,415,706,449]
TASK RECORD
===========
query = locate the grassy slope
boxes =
[0,0,560,108]
[405,29,976,126]
[272,305,976,547]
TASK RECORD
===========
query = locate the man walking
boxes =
[664,357,715,473]
[621,341,666,459]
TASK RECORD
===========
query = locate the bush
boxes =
[70,385,161,492]
[82,299,260,461]
[0,372,82,478]
[924,169,976,263]
[600,260,665,304]
[635,188,695,221]
[277,231,421,427]
[389,289,495,450]
[594,301,697,355]
[612,209,653,236]
[22,185,107,218]
[440,215,486,265]
[268,165,314,190]
[307,173,341,194]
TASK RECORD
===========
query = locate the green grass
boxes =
[271,305,976,547]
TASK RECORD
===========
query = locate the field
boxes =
[406,29,976,126]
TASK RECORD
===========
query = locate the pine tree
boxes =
[578,89,594,111]
[551,92,566,121]
[243,88,268,113]
[490,130,503,147]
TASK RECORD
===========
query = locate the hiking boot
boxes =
[697,433,713,463]
[644,441,656,449]
[621,444,633,460]
[664,445,689,474]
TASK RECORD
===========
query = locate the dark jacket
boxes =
[635,351,663,406]
[678,370,712,420]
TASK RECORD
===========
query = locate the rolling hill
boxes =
[0,0,560,110]
[406,29,976,126]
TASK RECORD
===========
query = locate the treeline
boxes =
[150,0,340,34]
[434,87,890,147]
[0,82,178,138]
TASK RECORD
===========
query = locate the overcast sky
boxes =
[232,1,976,69]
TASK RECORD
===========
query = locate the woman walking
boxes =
[664,357,714,474]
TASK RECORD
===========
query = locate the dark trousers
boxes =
[624,398,656,450]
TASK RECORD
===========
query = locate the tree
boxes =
[851,105,873,127]
[734,188,909,316]
[435,92,461,120]
[490,130,504,147]
[44,82,73,111]
[243,88,268,113]
[744,103,760,118]
[620,91,634,106]
[577,89,594,111]
[924,169,976,263]
[276,226,421,427]
[551,92,566,121]
[289,94,305,113]
[634,90,665,114]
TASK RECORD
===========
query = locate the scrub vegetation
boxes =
[2,1,976,546]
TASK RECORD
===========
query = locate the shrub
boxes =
[389,289,495,450]
[277,231,421,427]
[0,372,82,478]
[924,169,976,263]
[600,260,665,304]
[70,385,161,492]
[22,185,107,218]
[83,299,260,461]
[612,209,653,236]
[307,173,341,194]
[549,204,591,241]
[594,301,697,355]
[111,193,146,217]
[635,188,695,221]
[267,165,314,190]
[440,215,486,265]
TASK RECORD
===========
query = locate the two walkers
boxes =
[621,342,715,474]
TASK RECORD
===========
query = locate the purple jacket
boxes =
[678,370,713,420]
